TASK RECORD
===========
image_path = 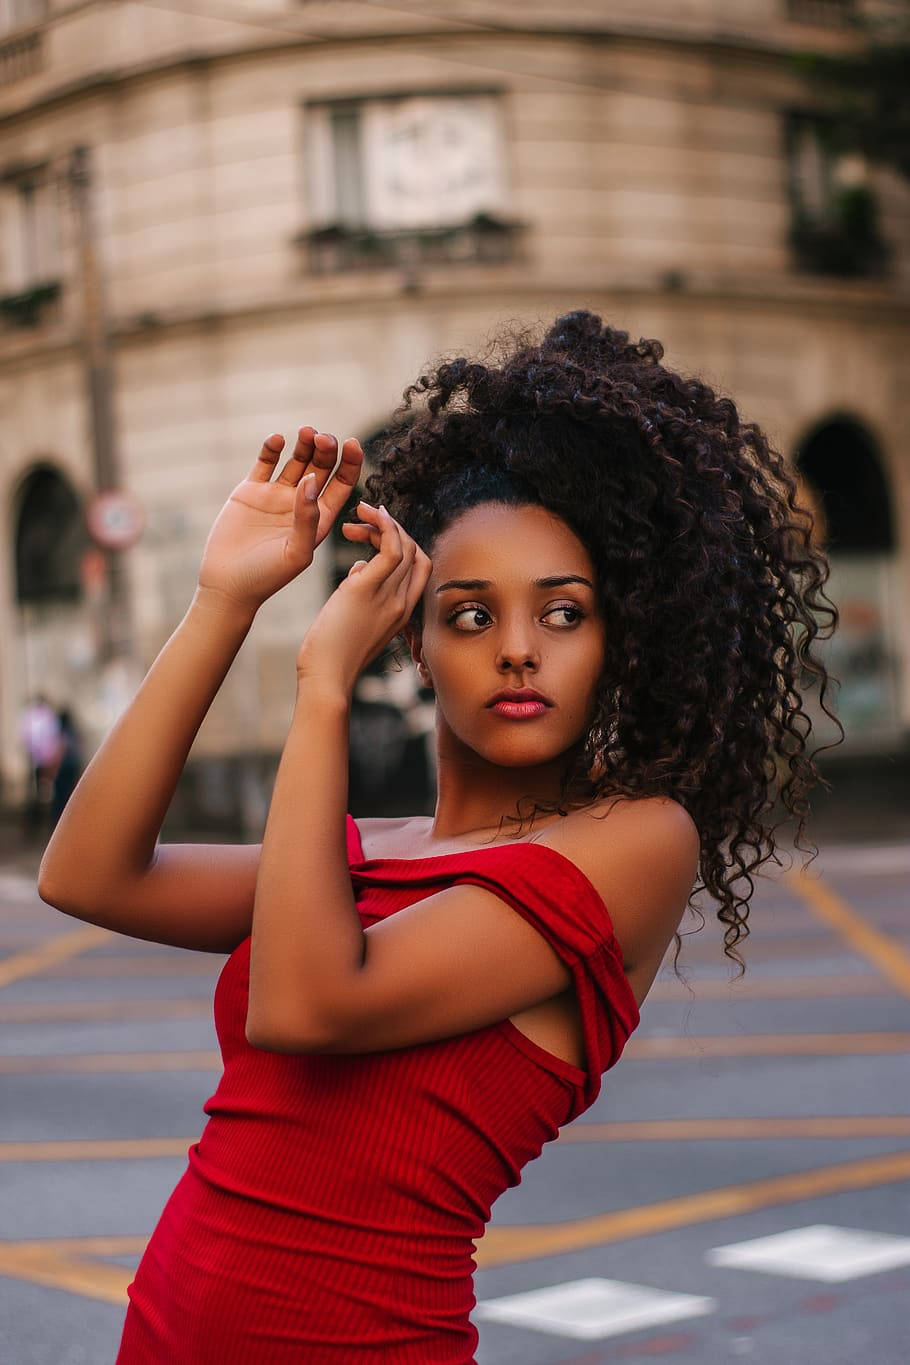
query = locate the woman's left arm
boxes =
[245,500,432,1049]
[245,682,359,1047]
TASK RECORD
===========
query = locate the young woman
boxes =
[38,310,841,1363]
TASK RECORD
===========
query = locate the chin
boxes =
[475,736,573,768]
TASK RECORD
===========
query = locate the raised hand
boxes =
[197,428,363,615]
[295,501,432,693]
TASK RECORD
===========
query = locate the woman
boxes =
[38,310,841,1363]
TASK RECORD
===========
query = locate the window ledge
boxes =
[296,214,528,275]
[0,279,61,329]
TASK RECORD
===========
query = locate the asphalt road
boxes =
[1,836,909,1365]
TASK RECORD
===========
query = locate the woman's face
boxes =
[410,502,606,768]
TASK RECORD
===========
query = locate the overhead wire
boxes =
[119,0,794,110]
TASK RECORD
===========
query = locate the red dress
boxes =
[116,815,640,1363]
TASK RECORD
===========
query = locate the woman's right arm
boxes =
[37,426,366,954]
[37,588,262,953]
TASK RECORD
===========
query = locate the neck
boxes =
[428,714,582,841]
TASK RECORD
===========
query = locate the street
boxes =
[1,837,909,1364]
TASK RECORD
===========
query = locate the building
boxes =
[2,0,908,830]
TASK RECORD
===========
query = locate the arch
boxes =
[12,463,88,605]
[794,414,895,555]
[793,413,902,747]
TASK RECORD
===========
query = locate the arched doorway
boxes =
[14,465,86,606]
[795,416,901,751]
[8,464,93,811]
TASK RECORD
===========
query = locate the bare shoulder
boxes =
[535,795,700,972]
[351,814,423,861]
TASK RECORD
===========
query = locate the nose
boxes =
[495,617,539,674]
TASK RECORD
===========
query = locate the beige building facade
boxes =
[2,0,909,825]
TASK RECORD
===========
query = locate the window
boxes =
[0,167,62,322]
[302,92,522,273]
[0,171,61,291]
[785,112,887,276]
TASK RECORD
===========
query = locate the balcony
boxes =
[0,279,61,329]
[0,25,43,83]
[298,212,527,277]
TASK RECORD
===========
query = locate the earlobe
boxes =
[403,626,433,690]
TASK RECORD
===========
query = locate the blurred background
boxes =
[2,0,909,842]
[3,7,910,1363]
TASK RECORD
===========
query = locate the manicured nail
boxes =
[304,474,318,500]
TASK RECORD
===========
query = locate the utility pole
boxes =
[67,144,135,663]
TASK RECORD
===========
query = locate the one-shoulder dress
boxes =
[115,814,641,1363]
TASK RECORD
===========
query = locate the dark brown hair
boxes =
[363,309,844,973]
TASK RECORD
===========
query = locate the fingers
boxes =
[317,437,364,520]
[276,429,338,490]
[273,426,316,485]
[250,428,364,500]
[249,434,285,482]
[346,504,429,608]
[346,503,401,568]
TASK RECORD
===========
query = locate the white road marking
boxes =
[474,1277,716,1341]
[706,1223,910,1281]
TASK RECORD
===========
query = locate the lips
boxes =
[487,688,553,707]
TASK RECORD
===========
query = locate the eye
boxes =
[447,603,586,631]
[543,604,586,626]
[447,606,492,631]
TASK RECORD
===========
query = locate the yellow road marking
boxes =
[0,1138,193,1162]
[0,925,111,989]
[4,1150,910,1298]
[4,1117,910,1163]
[787,868,910,997]
[0,1051,220,1074]
[559,1116,910,1142]
[2,1032,907,1076]
[477,1149,910,1267]
[0,1237,144,1305]
[0,977,888,1022]
[626,1032,910,1058]
[649,974,889,1000]
[0,999,212,1023]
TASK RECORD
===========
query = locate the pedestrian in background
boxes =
[19,694,61,836]
[51,708,83,827]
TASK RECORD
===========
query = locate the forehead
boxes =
[431,503,594,577]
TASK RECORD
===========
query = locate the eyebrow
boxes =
[434,575,595,594]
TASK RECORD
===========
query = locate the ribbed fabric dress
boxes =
[115,814,640,1364]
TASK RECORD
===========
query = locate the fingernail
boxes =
[304,474,318,501]
[358,499,376,508]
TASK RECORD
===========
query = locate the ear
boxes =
[403,624,433,690]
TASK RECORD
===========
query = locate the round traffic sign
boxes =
[86,490,145,550]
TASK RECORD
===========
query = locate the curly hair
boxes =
[362,309,845,975]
